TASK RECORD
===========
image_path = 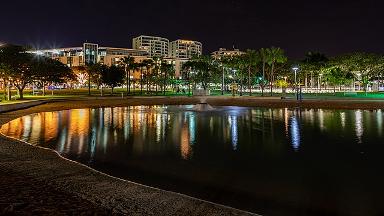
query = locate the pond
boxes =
[2,105,384,215]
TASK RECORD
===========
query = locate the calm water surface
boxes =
[2,106,384,215]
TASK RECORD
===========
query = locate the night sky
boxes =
[0,0,383,59]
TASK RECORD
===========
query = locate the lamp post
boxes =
[292,66,299,100]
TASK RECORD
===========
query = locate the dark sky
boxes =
[0,0,383,59]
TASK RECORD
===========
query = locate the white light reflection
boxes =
[319,109,325,131]
[230,115,238,150]
[156,114,161,143]
[355,110,364,144]
[57,127,67,153]
[340,112,346,129]
[377,109,383,137]
[290,116,301,152]
[189,114,196,145]
[284,108,289,137]
[22,115,32,140]
[90,126,96,161]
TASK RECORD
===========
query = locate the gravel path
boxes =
[0,170,110,215]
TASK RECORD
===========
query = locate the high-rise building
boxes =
[169,40,202,59]
[132,35,169,57]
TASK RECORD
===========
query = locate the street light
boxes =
[292,66,299,100]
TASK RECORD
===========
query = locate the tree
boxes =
[142,59,154,94]
[275,79,289,97]
[325,67,354,94]
[87,63,107,96]
[266,47,287,96]
[186,55,219,91]
[300,52,328,89]
[87,63,105,89]
[100,65,125,94]
[258,48,269,96]
[160,61,174,95]
[120,56,135,94]
[232,55,248,96]
[0,45,35,99]
[152,57,162,94]
[243,50,260,96]
[182,61,194,95]
[33,57,75,96]
[333,52,380,93]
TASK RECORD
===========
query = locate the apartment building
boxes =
[132,35,169,57]
[169,40,202,59]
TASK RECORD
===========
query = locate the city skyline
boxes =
[1,0,383,59]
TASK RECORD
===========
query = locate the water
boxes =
[2,106,384,215]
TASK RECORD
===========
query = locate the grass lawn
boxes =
[0,88,384,104]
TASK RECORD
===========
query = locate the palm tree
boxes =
[258,48,268,96]
[160,61,174,95]
[142,59,154,94]
[244,50,260,96]
[182,61,194,95]
[266,47,287,96]
[233,55,247,96]
[120,56,135,94]
[152,57,162,94]
[138,61,145,95]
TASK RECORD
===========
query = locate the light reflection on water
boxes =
[2,106,383,158]
[2,106,384,215]
[290,116,300,152]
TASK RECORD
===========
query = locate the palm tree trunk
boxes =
[88,76,91,96]
[270,63,274,96]
[163,71,167,96]
[262,62,265,97]
[146,68,149,94]
[129,69,132,94]
[240,75,243,96]
[3,81,7,100]
[140,68,143,95]
[6,81,11,101]
[42,82,46,96]
[248,66,252,96]
[126,66,129,94]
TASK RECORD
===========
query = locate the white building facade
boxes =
[132,35,169,58]
[169,40,202,59]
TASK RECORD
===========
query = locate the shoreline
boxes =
[0,97,266,216]
[1,97,384,215]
